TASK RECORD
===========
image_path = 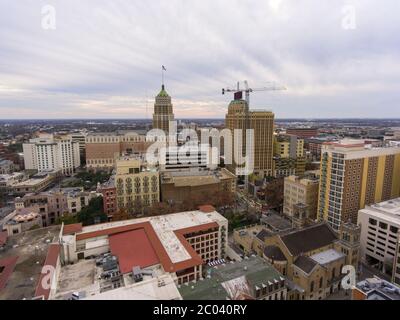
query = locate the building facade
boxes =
[286,127,318,138]
[318,140,400,231]
[85,131,152,171]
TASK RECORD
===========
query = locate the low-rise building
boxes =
[0,172,26,193]
[3,208,42,236]
[353,276,400,300]
[13,187,99,226]
[12,171,57,195]
[0,159,15,174]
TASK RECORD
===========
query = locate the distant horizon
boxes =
[2,117,400,121]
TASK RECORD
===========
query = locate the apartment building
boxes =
[358,198,400,283]
[114,157,159,215]
[85,131,152,171]
[318,139,400,231]
[23,134,80,175]
[283,175,319,222]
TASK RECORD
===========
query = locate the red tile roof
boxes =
[62,223,83,235]
[198,205,216,213]
[0,231,7,247]
[109,228,160,274]
[76,220,219,273]
[0,256,18,292]
[34,244,60,300]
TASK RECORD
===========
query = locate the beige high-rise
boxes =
[225,98,274,177]
[152,85,174,134]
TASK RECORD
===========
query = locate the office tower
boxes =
[152,84,175,134]
[23,133,80,175]
[225,95,274,177]
[318,139,400,231]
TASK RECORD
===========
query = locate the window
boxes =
[379,222,388,230]
[390,226,399,234]
[319,277,323,288]
[310,281,314,292]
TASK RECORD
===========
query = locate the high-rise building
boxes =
[152,85,175,134]
[23,134,80,176]
[318,139,400,231]
[225,96,274,177]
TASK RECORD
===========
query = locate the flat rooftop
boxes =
[53,257,181,300]
[360,198,400,225]
[0,226,61,300]
[261,212,293,232]
[356,277,400,300]
[310,249,345,265]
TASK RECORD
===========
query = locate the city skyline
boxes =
[0,1,399,119]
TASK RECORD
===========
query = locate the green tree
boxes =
[77,196,107,226]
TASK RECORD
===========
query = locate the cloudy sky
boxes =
[0,0,399,119]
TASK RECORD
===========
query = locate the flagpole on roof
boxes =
[161,65,166,88]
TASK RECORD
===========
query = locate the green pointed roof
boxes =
[157,85,169,97]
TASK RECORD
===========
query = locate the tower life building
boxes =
[225,94,274,177]
[152,85,175,135]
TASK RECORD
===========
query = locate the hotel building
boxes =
[318,140,400,231]
[23,134,80,176]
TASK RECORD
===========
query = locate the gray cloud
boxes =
[0,0,399,119]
